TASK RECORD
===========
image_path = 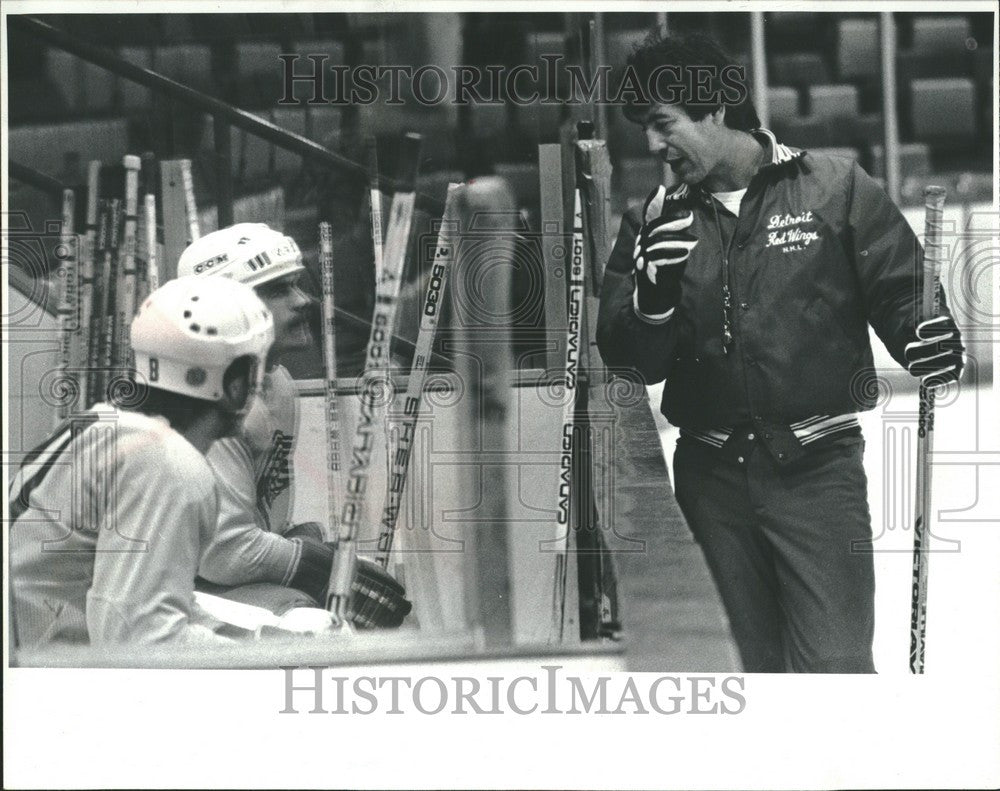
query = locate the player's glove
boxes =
[904,314,964,387]
[349,556,413,629]
[632,185,699,323]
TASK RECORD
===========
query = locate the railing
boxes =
[7,15,444,224]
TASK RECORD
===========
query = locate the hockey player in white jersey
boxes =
[177,223,411,627]
[9,276,274,648]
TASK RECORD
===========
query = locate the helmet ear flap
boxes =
[220,355,260,414]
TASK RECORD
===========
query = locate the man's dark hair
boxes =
[622,30,761,131]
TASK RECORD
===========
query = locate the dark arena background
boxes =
[4,9,997,676]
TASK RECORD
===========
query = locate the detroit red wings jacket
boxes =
[596,129,963,463]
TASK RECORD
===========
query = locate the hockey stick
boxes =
[909,184,947,674]
[574,124,620,640]
[373,182,461,570]
[326,132,423,621]
[368,137,385,287]
[56,188,78,422]
[99,199,124,401]
[78,161,100,409]
[319,220,344,544]
[141,152,159,299]
[181,158,200,244]
[88,198,112,407]
[551,189,586,641]
[116,155,141,378]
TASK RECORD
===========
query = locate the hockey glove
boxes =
[633,185,698,323]
[904,314,964,387]
[349,556,413,629]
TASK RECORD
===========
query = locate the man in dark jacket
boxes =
[597,31,965,672]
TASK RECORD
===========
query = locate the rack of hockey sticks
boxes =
[53,156,193,416]
[320,155,464,628]
[325,133,429,625]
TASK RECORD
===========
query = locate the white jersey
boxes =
[198,365,302,586]
[9,406,226,648]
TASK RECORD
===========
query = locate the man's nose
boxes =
[291,285,313,309]
[646,129,669,155]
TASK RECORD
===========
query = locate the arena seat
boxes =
[808,84,859,120]
[156,45,214,90]
[117,46,155,111]
[8,118,129,175]
[770,115,837,149]
[764,12,825,54]
[523,31,568,68]
[870,142,932,179]
[292,39,346,64]
[843,113,885,147]
[271,107,310,172]
[236,42,285,107]
[837,17,880,80]
[912,15,971,55]
[240,112,275,180]
[282,40,346,104]
[48,49,115,113]
[198,117,244,178]
[910,77,976,139]
[769,53,830,88]
[304,104,344,149]
[7,77,70,123]
[767,86,800,122]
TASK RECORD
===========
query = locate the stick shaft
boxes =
[57,188,78,421]
[181,159,200,243]
[117,156,141,378]
[368,137,385,287]
[141,153,160,295]
[319,221,343,543]
[910,184,947,674]
[373,183,461,569]
[77,161,101,409]
[100,199,123,396]
[88,199,112,406]
[552,189,586,641]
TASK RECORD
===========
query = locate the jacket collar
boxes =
[751,127,806,169]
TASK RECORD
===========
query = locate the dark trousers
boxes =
[674,435,876,673]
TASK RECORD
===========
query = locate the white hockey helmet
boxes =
[176,223,305,288]
[131,275,275,403]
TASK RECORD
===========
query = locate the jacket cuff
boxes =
[288,538,335,603]
[632,290,674,324]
